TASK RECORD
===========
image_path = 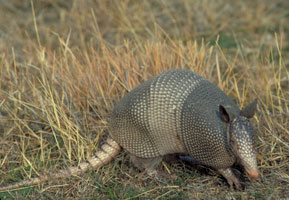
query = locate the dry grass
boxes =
[0,0,288,199]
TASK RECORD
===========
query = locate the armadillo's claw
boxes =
[217,168,242,190]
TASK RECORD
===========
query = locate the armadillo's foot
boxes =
[217,168,242,190]
[130,154,166,181]
[146,169,158,176]
[130,154,162,172]
[137,169,169,183]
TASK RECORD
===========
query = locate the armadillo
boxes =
[0,69,258,191]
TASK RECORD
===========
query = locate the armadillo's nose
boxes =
[246,169,259,179]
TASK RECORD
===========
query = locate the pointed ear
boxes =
[240,99,257,118]
[219,105,235,123]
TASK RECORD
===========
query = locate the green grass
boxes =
[0,0,288,199]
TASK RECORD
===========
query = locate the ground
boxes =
[0,1,288,199]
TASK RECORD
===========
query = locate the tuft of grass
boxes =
[0,0,288,199]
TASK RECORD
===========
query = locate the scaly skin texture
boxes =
[109,69,258,189]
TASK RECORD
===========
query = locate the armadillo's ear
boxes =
[219,105,235,123]
[240,99,257,119]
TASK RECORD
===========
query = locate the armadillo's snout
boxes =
[246,169,259,179]
[241,154,259,179]
[241,155,259,180]
[230,115,259,180]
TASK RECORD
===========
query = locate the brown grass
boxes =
[0,0,288,199]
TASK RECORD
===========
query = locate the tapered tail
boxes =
[0,138,121,191]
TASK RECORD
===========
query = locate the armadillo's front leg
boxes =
[218,168,241,190]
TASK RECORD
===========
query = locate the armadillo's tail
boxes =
[0,138,121,191]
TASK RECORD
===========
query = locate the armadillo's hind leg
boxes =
[130,154,162,176]
[218,168,242,190]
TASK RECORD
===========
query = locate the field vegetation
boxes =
[0,0,288,199]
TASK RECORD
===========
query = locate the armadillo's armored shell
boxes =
[109,69,239,169]
[180,79,239,168]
